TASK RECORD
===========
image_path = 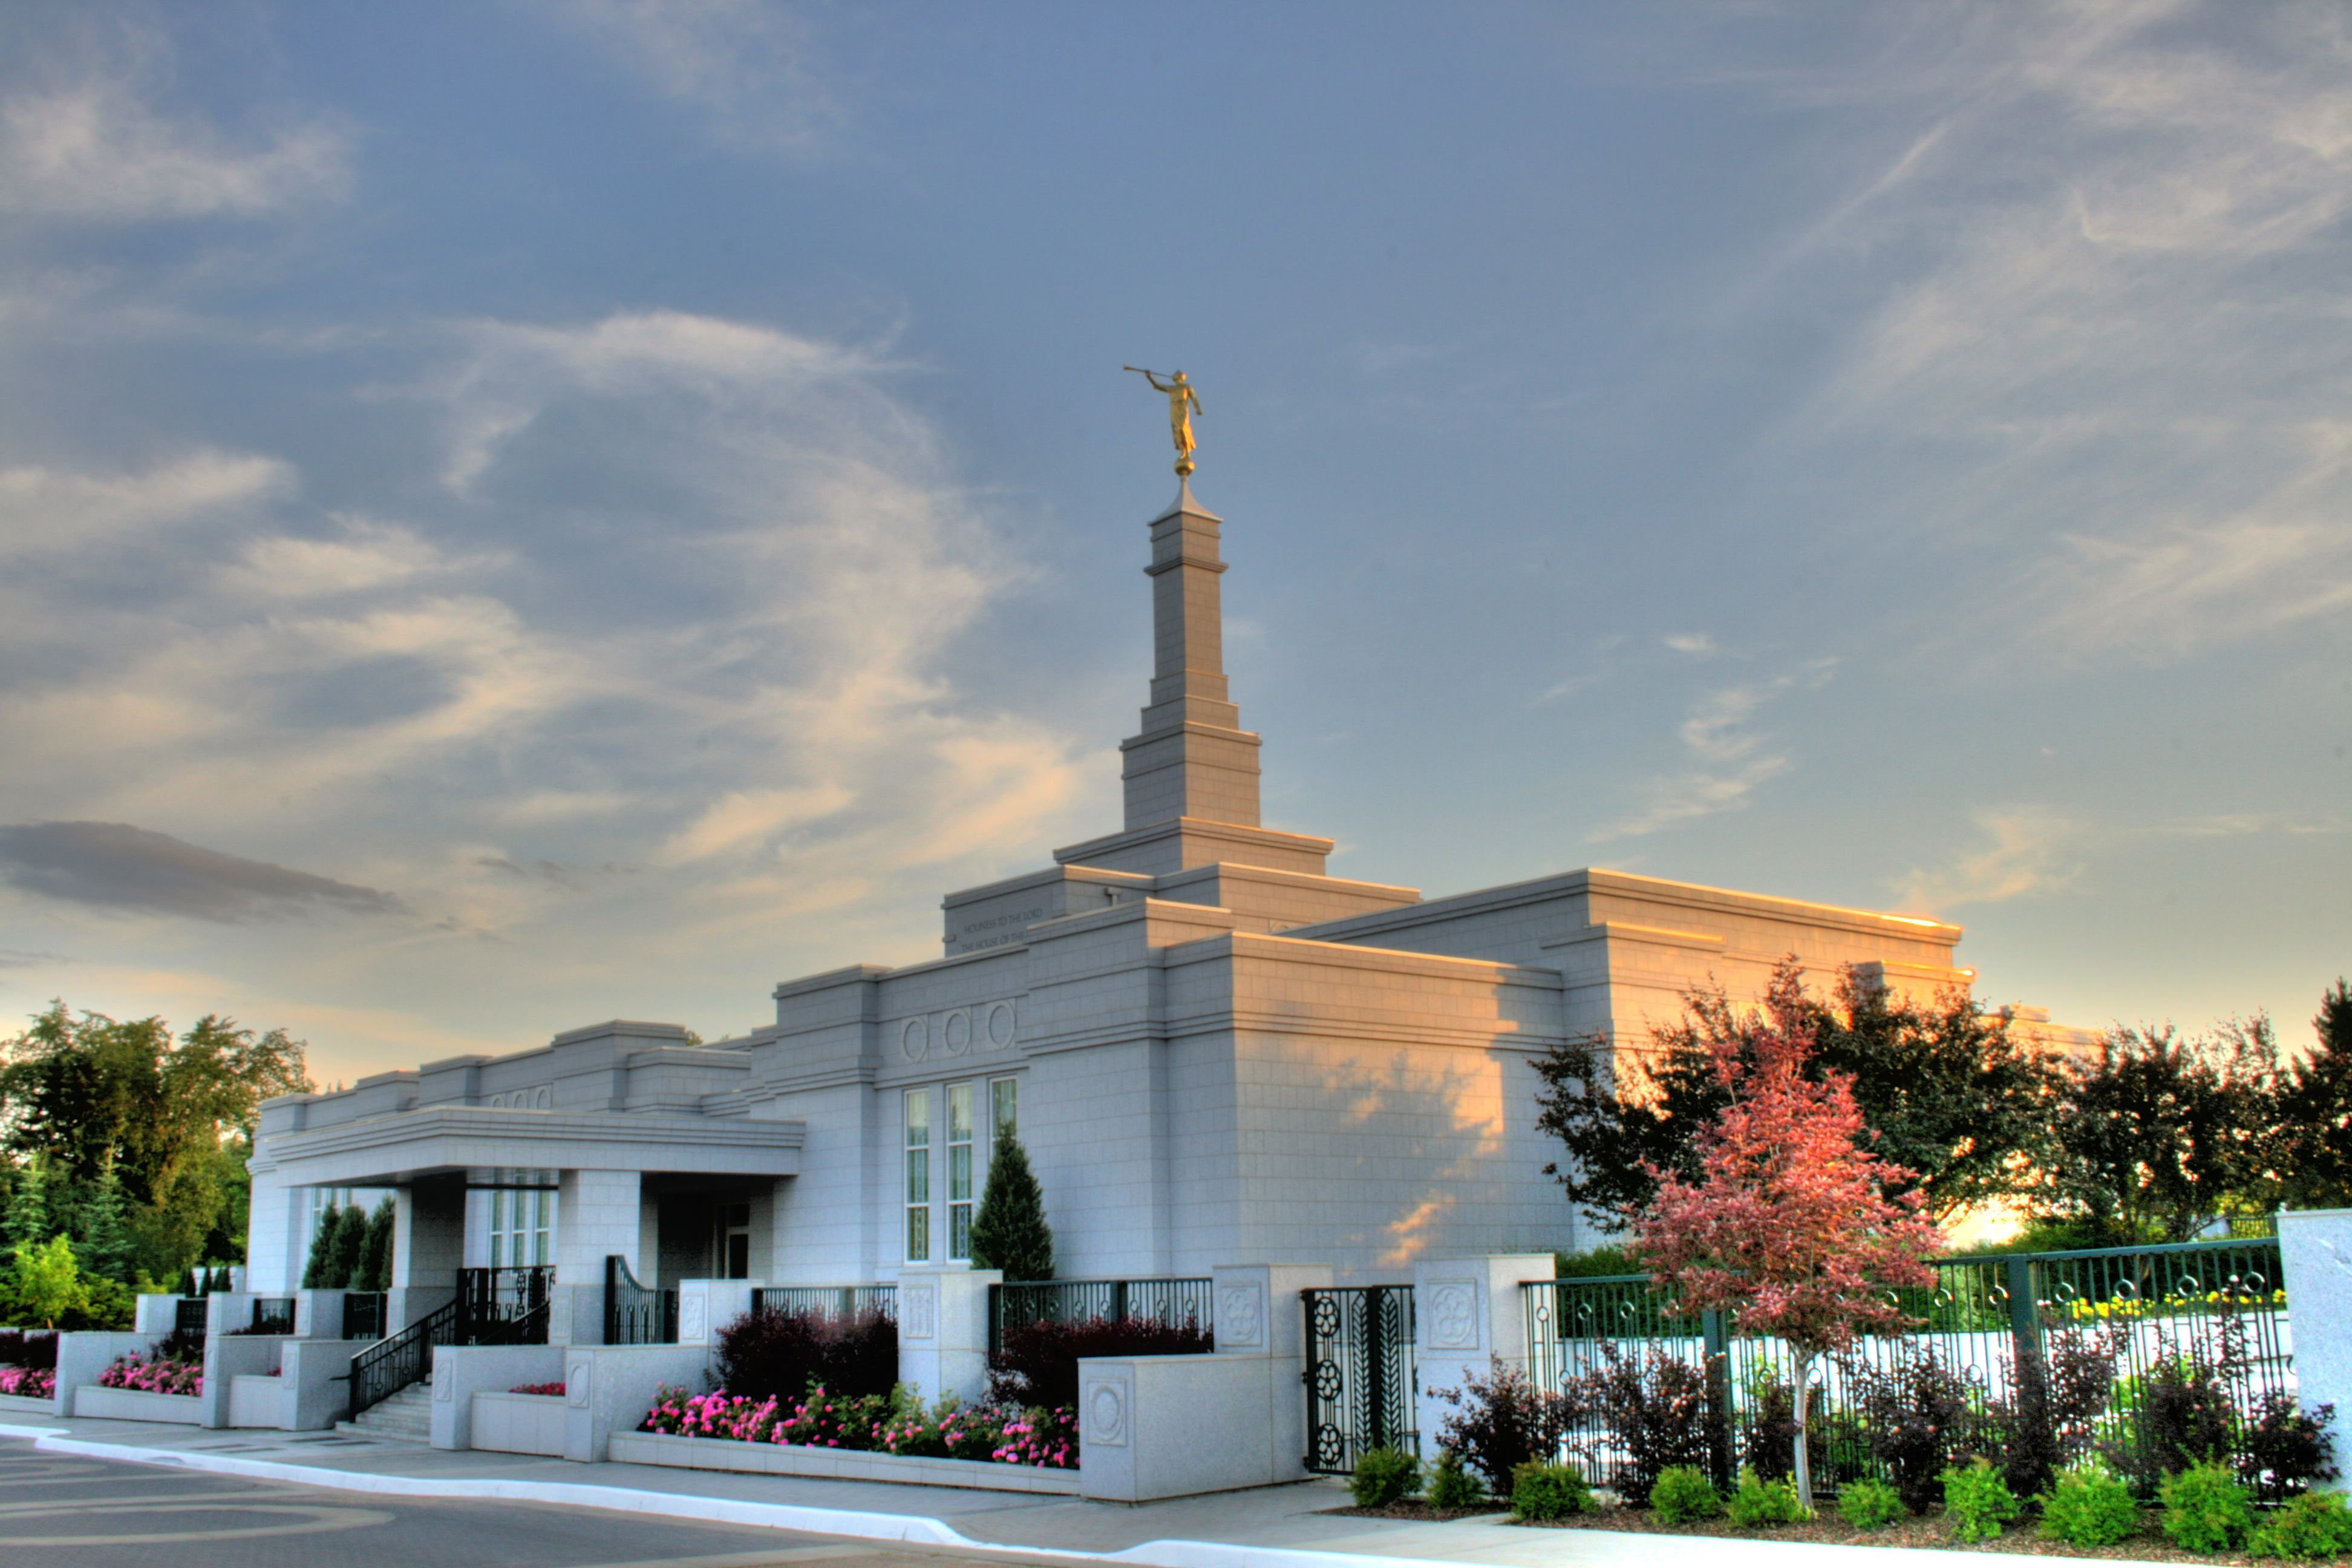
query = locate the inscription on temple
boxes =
[953,903,1048,952]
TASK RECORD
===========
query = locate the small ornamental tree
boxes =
[968,1134,1054,1281]
[322,1203,370,1290]
[301,1201,341,1289]
[355,1198,395,1293]
[1629,1005,1943,1512]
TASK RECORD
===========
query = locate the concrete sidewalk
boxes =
[0,1417,2155,1568]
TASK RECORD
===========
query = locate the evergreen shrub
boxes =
[1425,1448,1486,1509]
[1837,1477,1903,1529]
[1509,1460,1591,1521]
[967,1135,1053,1281]
[1650,1465,1722,1522]
[1349,1445,1420,1508]
[1728,1465,1808,1525]
[2249,1492,2352,1560]
[2037,1462,2140,1546]
[1942,1457,2022,1543]
[2161,1461,2255,1554]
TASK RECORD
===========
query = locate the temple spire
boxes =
[1120,479,1261,832]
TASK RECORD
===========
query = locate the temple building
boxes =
[244,479,2086,1333]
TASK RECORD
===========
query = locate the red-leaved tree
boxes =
[1627,991,1944,1511]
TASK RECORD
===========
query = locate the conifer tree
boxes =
[72,1168,136,1286]
[2,1158,51,1252]
[301,1201,341,1289]
[323,1204,369,1290]
[355,1197,395,1292]
[969,1134,1054,1281]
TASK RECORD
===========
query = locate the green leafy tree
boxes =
[1535,960,2057,1229]
[301,1201,342,1289]
[969,1134,1054,1280]
[10,1234,88,1328]
[356,1198,395,1293]
[2043,1019,2276,1243]
[2278,981,2352,1210]
[0,1003,310,1284]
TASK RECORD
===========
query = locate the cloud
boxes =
[0,822,401,922]
[0,64,350,221]
[0,450,293,560]
[1591,662,1834,841]
[1895,808,2084,912]
[1662,632,1716,655]
[216,516,503,599]
[537,0,843,157]
[1728,5,2352,664]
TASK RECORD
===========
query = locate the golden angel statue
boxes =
[1124,366,1203,475]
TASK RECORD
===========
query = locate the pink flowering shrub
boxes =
[99,1351,203,1397]
[0,1365,56,1399]
[510,1382,567,1396]
[638,1382,1078,1469]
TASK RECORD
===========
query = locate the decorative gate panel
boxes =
[1302,1285,1417,1474]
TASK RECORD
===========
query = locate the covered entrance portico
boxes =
[250,1103,806,1347]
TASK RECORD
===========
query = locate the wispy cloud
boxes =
[1895,807,2083,912]
[0,451,292,559]
[0,822,400,921]
[535,0,843,157]
[0,38,350,221]
[1662,632,1716,655]
[1592,661,1834,841]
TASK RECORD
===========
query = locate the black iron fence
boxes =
[605,1256,678,1345]
[173,1296,209,1336]
[1302,1284,1419,1474]
[460,1266,554,1344]
[247,1297,296,1334]
[342,1291,387,1341]
[987,1276,1213,1353]
[752,1285,898,1322]
[1523,1236,2292,1498]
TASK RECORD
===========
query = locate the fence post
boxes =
[1702,1308,1733,1491]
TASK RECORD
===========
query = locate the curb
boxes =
[0,1422,1440,1568]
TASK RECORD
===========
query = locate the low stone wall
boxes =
[280,1338,374,1431]
[73,1386,203,1424]
[201,1332,284,1428]
[0,1391,57,1417]
[53,1332,156,1418]
[608,1430,1082,1495]
[430,1344,565,1452]
[229,1374,288,1429]
[471,1391,566,1457]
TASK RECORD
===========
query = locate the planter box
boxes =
[608,1430,1082,1495]
[469,1391,566,1457]
[229,1374,289,1429]
[0,1391,57,1416]
[74,1385,203,1424]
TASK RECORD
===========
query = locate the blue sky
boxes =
[1,1,2345,1082]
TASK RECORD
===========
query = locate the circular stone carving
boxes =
[901,1018,929,1062]
[942,1010,971,1056]
[1088,1382,1128,1445]
[987,1002,1015,1048]
[566,1363,591,1407]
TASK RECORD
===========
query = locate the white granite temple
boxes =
[245,479,2068,1334]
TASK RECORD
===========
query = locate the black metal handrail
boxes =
[751,1285,898,1322]
[350,1298,457,1418]
[605,1255,678,1345]
[987,1276,1212,1353]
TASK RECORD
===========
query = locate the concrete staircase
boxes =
[338,1381,431,1444]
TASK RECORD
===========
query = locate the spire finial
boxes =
[1123,365,1203,476]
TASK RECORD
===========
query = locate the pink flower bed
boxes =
[638,1384,1077,1469]
[510,1382,566,1396]
[98,1352,202,1397]
[0,1365,55,1399]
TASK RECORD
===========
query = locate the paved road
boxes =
[0,1438,1060,1568]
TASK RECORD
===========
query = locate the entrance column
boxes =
[388,1175,465,1331]
[552,1168,653,1345]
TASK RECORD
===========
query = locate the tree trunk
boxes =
[1791,1348,1815,1514]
